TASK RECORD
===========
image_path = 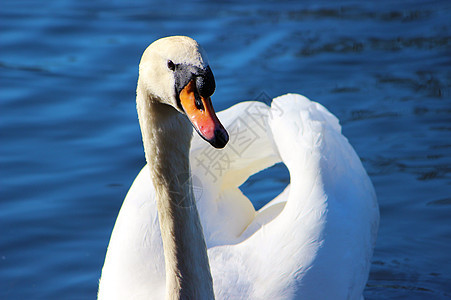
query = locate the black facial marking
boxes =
[173,63,216,111]
[173,64,194,111]
[174,64,197,98]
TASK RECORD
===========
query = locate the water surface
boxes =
[1,0,450,299]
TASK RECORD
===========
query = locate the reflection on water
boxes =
[1,0,450,299]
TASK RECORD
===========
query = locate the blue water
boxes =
[1,0,450,299]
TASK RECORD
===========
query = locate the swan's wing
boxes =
[190,101,282,246]
[208,94,379,299]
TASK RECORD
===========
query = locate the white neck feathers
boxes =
[136,83,215,299]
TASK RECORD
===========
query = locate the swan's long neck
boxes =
[136,84,215,299]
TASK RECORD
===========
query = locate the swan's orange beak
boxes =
[179,80,229,149]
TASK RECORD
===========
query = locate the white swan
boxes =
[98,36,379,300]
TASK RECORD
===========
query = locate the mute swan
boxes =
[98,36,379,299]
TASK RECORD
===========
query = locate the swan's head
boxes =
[138,36,229,149]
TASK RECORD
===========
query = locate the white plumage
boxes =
[98,36,379,300]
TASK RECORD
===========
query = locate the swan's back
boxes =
[98,94,379,300]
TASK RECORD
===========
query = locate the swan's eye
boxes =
[167,60,175,71]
